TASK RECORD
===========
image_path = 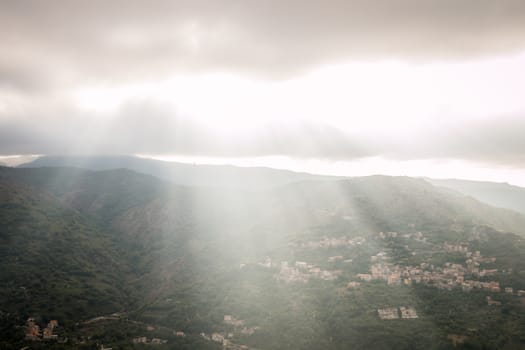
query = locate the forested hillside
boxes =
[2,166,525,349]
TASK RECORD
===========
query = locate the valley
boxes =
[2,166,525,349]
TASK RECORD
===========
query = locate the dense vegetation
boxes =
[2,166,525,349]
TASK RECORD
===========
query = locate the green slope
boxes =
[19,155,341,189]
[3,167,525,349]
[0,169,137,347]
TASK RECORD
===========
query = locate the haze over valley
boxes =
[2,1,525,349]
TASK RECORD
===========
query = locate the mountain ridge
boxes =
[19,155,341,189]
[427,177,525,215]
[19,156,525,218]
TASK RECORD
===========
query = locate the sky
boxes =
[1,0,525,185]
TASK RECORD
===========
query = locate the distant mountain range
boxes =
[20,155,525,215]
[427,178,525,215]
[19,155,340,189]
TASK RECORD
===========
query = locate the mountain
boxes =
[427,178,525,215]
[2,166,525,349]
[0,167,138,345]
[274,176,525,237]
[21,156,525,219]
[19,155,340,189]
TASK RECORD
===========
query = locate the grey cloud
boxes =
[1,1,525,165]
[2,0,525,90]
[2,99,525,168]
[380,117,525,166]
[0,64,47,93]
[246,123,373,159]
[430,118,525,166]
[0,101,371,159]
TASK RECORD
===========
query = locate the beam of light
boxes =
[70,51,525,138]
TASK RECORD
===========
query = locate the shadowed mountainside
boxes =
[19,155,340,189]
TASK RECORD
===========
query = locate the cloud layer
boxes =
[1,98,524,168]
[1,0,525,170]
[2,0,525,88]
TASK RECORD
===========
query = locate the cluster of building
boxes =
[460,280,501,293]
[377,307,418,320]
[382,231,432,245]
[224,315,245,327]
[356,247,525,299]
[358,255,493,292]
[378,231,426,242]
[277,261,343,283]
[346,281,361,288]
[201,316,255,350]
[200,332,250,350]
[290,236,366,249]
[25,318,59,341]
[206,328,257,342]
[486,296,502,306]
[400,306,419,319]
[328,255,352,263]
[224,315,259,335]
[463,249,497,275]
[132,337,168,345]
[443,242,469,253]
[210,332,230,346]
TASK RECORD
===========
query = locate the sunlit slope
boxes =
[20,155,340,189]
[21,156,525,216]
[273,176,525,237]
[5,167,525,263]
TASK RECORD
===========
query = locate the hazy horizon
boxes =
[3,153,525,189]
[2,1,525,185]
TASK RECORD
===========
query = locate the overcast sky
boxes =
[1,0,525,185]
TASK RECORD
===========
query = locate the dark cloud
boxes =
[1,98,524,167]
[415,117,525,166]
[0,101,372,159]
[1,0,525,90]
[1,0,525,168]
[0,64,49,93]
[368,116,525,166]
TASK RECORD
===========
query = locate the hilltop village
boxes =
[243,230,525,315]
[355,233,524,303]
